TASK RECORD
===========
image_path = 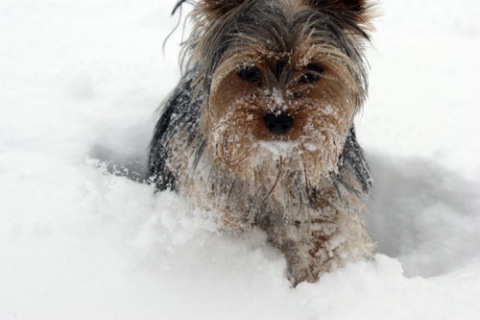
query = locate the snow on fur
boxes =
[1,0,480,319]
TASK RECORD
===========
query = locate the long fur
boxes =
[149,0,375,286]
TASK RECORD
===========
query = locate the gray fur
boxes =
[150,0,374,286]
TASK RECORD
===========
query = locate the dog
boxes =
[149,0,375,286]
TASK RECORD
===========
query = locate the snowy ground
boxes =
[1,0,480,319]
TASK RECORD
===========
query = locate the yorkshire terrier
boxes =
[149,0,375,286]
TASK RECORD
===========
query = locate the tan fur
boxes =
[153,0,376,286]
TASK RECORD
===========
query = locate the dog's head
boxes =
[185,0,374,183]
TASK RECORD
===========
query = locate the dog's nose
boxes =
[264,113,293,135]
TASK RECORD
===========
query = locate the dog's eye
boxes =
[300,73,320,84]
[237,66,261,83]
[300,64,323,84]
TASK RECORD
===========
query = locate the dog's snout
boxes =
[264,113,293,135]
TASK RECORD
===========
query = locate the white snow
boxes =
[1,0,480,319]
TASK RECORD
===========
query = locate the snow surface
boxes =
[1,0,480,319]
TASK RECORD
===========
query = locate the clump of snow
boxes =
[1,0,480,319]
[269,88,287,112]
[258,141,300,158]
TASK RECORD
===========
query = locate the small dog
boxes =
[150,0,375,286]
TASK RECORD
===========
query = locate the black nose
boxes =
[264,113,293,135]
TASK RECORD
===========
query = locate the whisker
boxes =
[263,156,283,202]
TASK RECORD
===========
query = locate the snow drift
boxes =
[1,0,480,319]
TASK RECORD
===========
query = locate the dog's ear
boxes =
[305,0,371,24]
[198,0,248,20]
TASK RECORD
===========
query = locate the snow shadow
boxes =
[89,143,150,183]
[365,153,480,278]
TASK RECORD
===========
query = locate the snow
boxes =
[1,0,480,319]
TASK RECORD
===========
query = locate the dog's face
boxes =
[191,0,372,182]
